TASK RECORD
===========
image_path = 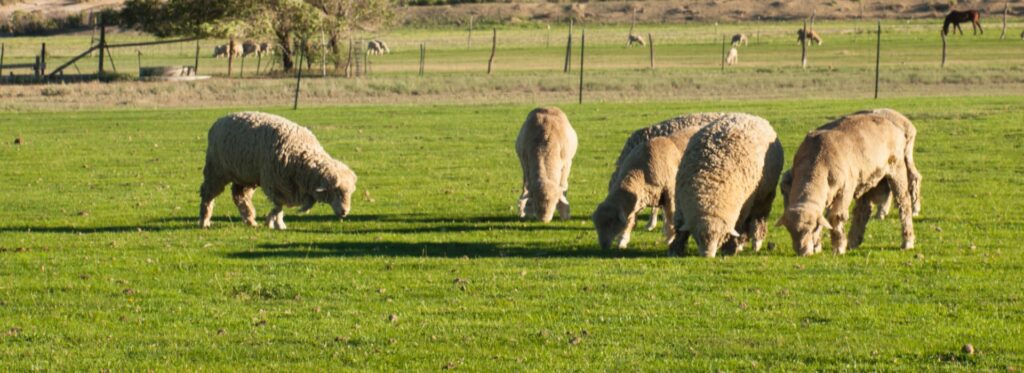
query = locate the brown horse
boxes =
[943,10,983,36]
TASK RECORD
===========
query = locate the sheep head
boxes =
[691,217,741,258]
[525,181,561,223]
[777,206,830,256]
[313,160,357,220]
[591,201,629,250]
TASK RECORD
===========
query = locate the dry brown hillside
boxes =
[400,0,1024,25]
[2,0,1022,24]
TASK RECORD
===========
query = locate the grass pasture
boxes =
[1,96,1023,370]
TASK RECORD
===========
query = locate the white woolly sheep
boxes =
[778,111,916,256]
[731,33,748,47]
[199,112,357,230]
[669,113,784,257]
[516,107,578,223]
[627,34,646,47]
[852,108,922,216]
[726,47,738,66]
[367,40,390,55]
[609,113,729,231]
[593,135,688,250]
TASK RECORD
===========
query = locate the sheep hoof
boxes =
[901,241,915,250]
[200,221,211,229]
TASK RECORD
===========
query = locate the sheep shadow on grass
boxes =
[227,241,663,259]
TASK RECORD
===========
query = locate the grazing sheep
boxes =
[731,33,748,47]
[778,112,916,256]
[516,107,578,223]
[726,47,738,66]
[593,135,687,250]
[242,40,259,57]
[627,34,646,47]
[367,40,390,55]
[851,108,923,216]
[797,29,823,45]
[669,113,784,257]
[199,112,357,230]
[609,113,728,231]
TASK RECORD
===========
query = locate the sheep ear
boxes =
[728,229,741,238]
[818,216,833,231]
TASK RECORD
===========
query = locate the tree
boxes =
[303,0,395,71]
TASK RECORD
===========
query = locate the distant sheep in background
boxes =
[726,47,738,66]
[259,42,275,56]
[731,33,748,47]
[212,43,243,58]
[627,34,646,47]
[797,29,823,45]
[242,40,259,57]
[516,107,578,223]
[367,40,390,55]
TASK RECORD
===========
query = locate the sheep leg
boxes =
[904,135,923,216]
[827,192,853,255]
[645,206,659,231]
[871,183,892,220]
[618,213,637,249]
[660,197,675,245]
[887,169,916,250]
[556,193,571,221]
[848,195,873,250]
[199,178,227,228]
[517,187,529,218]
[231,184,258,227]
[266,204,286,230]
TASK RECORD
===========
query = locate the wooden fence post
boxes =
[136,50,141,75]
[419,43,425,76]
[0,43,5,77]
[105,45,117,73]
[194,40,200,74]
[648,33,655,70]
[941,29,947,68]
[320,30,327,78]
[293,47,304,110]
[546,24,551,48]
[98,20,106,75]
[256,52,262,75]
[564,18,573,73]
[228,37,235,77]
[874,20,881,99]
[720,34,726,71]
[1000,1,1008,40]
[801,19,808,69]
[468,15,473,49]
[578,28,585,104]
[34,56,40,80]
[40,43,46,77]
[487,28,497,74]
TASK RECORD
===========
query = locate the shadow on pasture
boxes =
[226,241,663,259]
[0,224,191,234]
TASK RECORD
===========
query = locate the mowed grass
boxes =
[1,96,1023,370]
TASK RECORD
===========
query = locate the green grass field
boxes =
[2,95,1023,370]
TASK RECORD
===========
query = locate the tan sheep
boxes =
[592,135,688,250]
[797,29,823,45]
[778,112,916,256]
[669,113,784,257]
[199,112,357,230]
[627,34,646,47]
[609,113,728,231]
[516,107,578,223]
[726,47,738,66]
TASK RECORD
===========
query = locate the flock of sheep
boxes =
[212,41,275,59]
[199,107,921,258]
[721,29,821,66]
